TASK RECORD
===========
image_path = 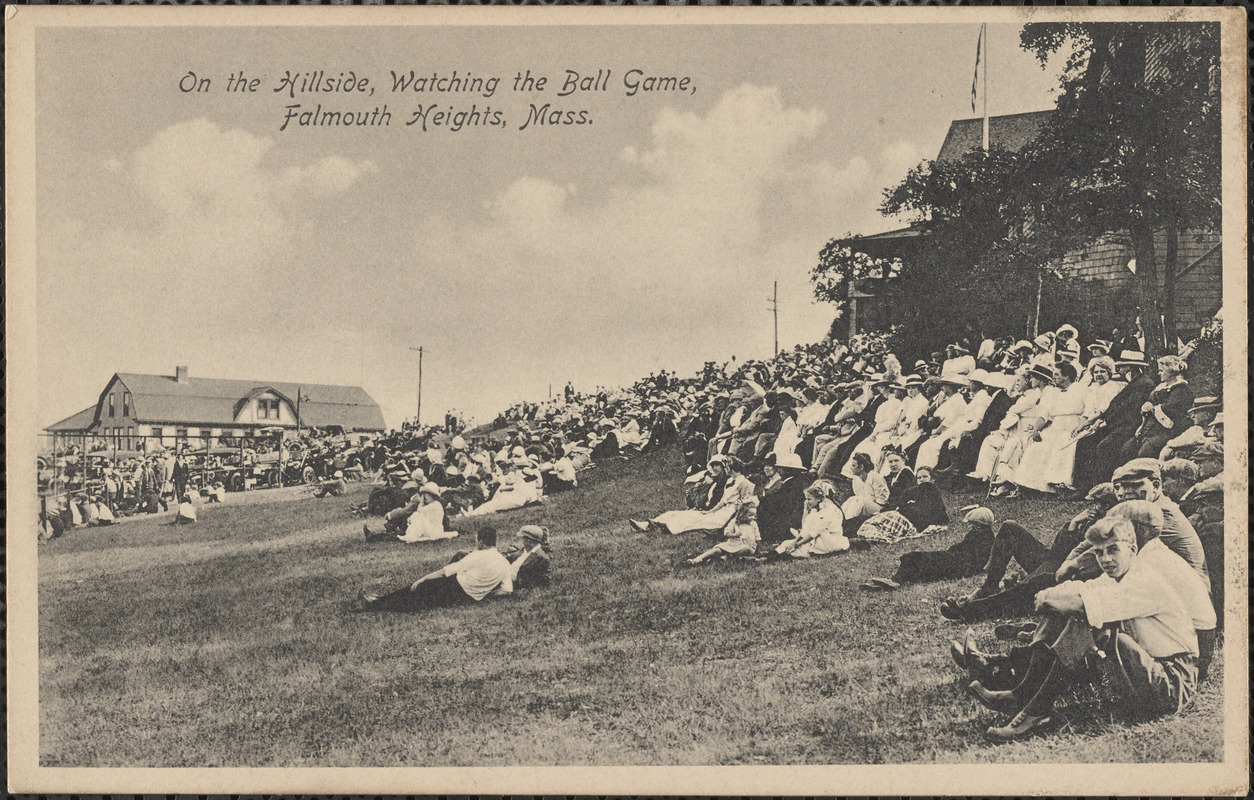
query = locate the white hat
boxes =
[419,482,443,497]
[775,452,804,470]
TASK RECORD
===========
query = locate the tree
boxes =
[1020,22,1222,357]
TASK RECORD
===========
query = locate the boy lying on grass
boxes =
[956,515,1214,742]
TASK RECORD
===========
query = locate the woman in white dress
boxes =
[460,459,542,517]
[639,455,737,534]
[986,365,1056,493]
[842,452,890,524]
[914,376,971,471]
[889,375,930,456]
[844,379,903,476]
[774,479,848,558]
[683,457,761,565]
[396,483,457,542]
[1010,362,1088,494]
[969,372,1033,480]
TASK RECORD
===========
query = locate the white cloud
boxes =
[38,119,378,423]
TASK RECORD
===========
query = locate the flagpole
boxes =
[981,23,990,152]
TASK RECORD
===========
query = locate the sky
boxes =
[35,20,1065,430]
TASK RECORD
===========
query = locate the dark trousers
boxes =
[367,575,471,612]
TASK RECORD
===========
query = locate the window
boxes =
[176,428,189,439]
[150,427,164,446]
[122,392,131,417]
[258,398,280,420]
[127,426,135,449]
[108,393,116,417]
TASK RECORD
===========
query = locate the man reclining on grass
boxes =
[956,515,1214,742]
[357,526,512,612]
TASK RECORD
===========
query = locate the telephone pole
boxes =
[767,280,779,356]
[409,346,424,427]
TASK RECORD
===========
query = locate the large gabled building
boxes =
[45,366,386,451]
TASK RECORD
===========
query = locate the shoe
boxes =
[860,581,887,591]
[966,680,1019,713]
[628,519,650,533]
[362,523,372,539]
[994,621,1038,641]
[871,577,900,590]
[949,639,967,670]
[984,709,1053,742]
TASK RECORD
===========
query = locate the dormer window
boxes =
[258,398,280,420]
[108,393,116,417]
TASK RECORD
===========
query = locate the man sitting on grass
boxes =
[358,526,512,612]
[961,516,1213,742]
[170,494,197,525]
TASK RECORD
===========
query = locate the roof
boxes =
[107,373,386,431]
[935,110,1054,162]
[45,405,98,433]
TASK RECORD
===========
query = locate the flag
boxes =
[971,24,985,113]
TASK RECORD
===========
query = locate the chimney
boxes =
[175,366,189,384]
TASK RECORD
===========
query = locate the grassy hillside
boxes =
[39,447,1223,766]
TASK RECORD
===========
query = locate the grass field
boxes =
[39,447,1223,767]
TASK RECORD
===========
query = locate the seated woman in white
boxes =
[774,479,848,558]
[844,379,903,476]
[634,455,737,534]
[396,483,457,542]
[988,365,1060,495]
[914,376,971,471]
[683,457,760,565]
[888,375,930,455]
[1012,360,1088,495]
[460,459,542,517]
[970,372,1033,480]
[842,452,890,523]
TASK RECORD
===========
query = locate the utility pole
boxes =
[409,346,424,427]
[767,280,779,356]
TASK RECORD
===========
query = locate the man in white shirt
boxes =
[359,526,513,612]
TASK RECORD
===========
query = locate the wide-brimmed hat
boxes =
[936,374,970,388]
[1027,364,1056,383]
[1010,340,1034,353]
[1055,323,1078,338]
[419,482,443,497]
[1033,333,1054,350]
[1209,413,1224,427]
[902,374,924,389]
[1189,396,1221,414]
[1087,339,1114,354]
[967,369,994,387]
[1116,350,1148,367]
[402,480,420,490]
[775,451,804,470]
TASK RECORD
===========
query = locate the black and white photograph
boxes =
[6,6,1248,795]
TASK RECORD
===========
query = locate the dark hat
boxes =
[1115,350,1149,368]
[1027,364,1055,383]
[1189,396,1221,414]
[1112,458,1162,484]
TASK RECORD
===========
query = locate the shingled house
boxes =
[840,110,1220,342]
[45,366,386,451]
